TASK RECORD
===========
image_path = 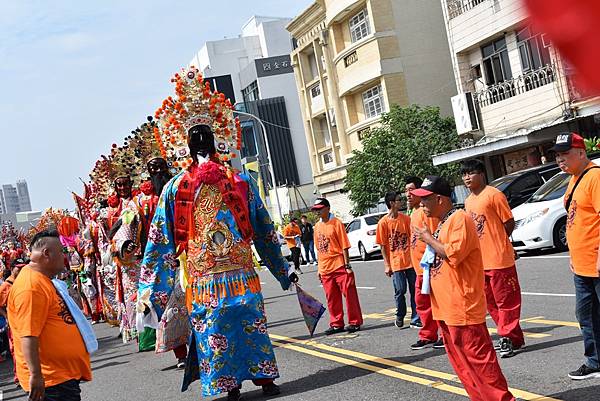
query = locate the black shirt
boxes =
[300,222,314,243]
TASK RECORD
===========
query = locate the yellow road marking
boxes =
[487,327,550,339]
[271,333,559,401]
[525,318,580,328]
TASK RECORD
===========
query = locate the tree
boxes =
[345,104,460,215]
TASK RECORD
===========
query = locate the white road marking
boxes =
[521,291,575,297]
[520,255,570,259]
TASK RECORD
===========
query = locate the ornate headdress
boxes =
[123,116,166,181]
[89,144,139,199]
[154,66,242,168]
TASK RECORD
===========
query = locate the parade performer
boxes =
[137,66,297,400]
[126,119,189,362]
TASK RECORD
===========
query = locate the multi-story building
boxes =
[434,0,600,177]
[0,180,32,214]
[190,16,315,222]
[287,0,457,220]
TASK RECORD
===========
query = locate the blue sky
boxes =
[0,0,309,210]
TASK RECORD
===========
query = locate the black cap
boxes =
[311,197,330,210]
[11,257,29,268]
[410,175,452,198]
[550,132,586,152]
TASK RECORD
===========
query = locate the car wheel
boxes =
[359,243,370,261]
[553,217,568,252]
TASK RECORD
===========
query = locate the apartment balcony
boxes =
[447,0,486,20]
[473,65,565,136]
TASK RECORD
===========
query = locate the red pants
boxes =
[321,267,363,327]
[173,344,187,359]
[485,266,524,347]
[415,274,440,341]
[439,321,515,401]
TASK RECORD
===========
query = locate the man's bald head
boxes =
[29,230,65,277]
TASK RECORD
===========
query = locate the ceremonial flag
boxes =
[295,284,326,337]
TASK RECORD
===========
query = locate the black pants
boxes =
[291,247,301,270]
[43,379,81,401]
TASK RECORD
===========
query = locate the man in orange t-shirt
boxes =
[413,176,515,401]
[8,230,92,401]
[553,132,600,380]
[462,159,524,358]
[405,177,443,350]
[312,198,363,335]
[376,191,418,329]
[283,218,303,274]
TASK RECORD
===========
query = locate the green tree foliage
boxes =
[345,104,461,215]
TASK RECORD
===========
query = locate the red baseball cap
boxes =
[551,132,586,152]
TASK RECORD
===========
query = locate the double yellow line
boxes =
[270,333,559,401]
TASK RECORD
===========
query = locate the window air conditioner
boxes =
[451,92,480,134]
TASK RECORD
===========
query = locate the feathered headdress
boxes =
[89,144,139,199]
[154,66,242,168]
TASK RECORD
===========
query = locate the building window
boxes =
[322,151,335,169]
[318,117,331,147]
[349,9,371,43]
[306,51,319,81]
[362,84,384,119]
[481,37,512,85]
[242,81,259,103]
[517,27,552,72]
[310,83,321,98]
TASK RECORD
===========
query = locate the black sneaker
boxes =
[498,337,514,358]
[394,318,404,328]
[411,339,435,350]
[227,387,242,401]
[433,338,445,349]
[262,382,281,396]
[568,364,600,380]
[176,358,186,369]
[324,326,345,335]
[346,324,361,333]
[409,320,423,329]
[493,339,501,351]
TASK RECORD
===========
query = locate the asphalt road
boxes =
[2,250,599,401]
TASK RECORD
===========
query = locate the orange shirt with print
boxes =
[429,210,487,326]
[565,162,600,277]
[375,214,412,271]
[409,208,439,275]
[464,185,514,269]
[283,223,302,249]
[8,267,92,391]
[314,217,350,276]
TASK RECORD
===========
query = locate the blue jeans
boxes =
[392,268,419,323]
[302,241,316,263]
[574,274,600,369]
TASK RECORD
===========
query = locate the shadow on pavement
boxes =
[519,334,582,353]
[548,384,600,401]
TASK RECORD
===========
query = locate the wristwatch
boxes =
[345,264,352,270]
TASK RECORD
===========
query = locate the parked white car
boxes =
[346,212,386,261]
[511,157,600,251]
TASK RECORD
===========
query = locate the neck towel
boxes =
[52,279,99,354]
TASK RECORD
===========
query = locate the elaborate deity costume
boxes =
[126,119,189,357]
[138,67,296,399]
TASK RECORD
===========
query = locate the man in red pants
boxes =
[312,198,363,335]
[413,176,516,401]
[405,177,443,351]
[462,159,524,358]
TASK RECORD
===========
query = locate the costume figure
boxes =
[138,67,297,400]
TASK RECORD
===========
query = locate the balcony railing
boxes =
[475,64,556,107]
[447,0,486,19]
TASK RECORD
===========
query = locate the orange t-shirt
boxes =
[7,267,92,391]
[565,162,600,277]
[0,280,13,308]
[314,217,351,275]
[283,223,302,249]
[429,210,487,326]
[409,208,439,275]
[464,185,515,270]
[375,214,412,271]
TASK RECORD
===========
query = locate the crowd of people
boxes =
[0,61,598,401]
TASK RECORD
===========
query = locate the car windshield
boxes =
[528,172,570,202]
[490,175,515,191]
[364,214,385,226]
